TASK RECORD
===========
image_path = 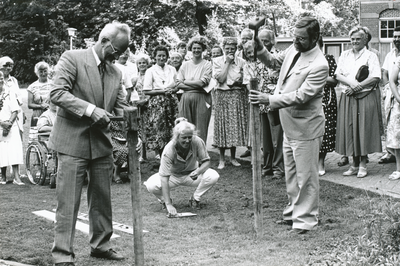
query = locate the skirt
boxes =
[213,88,248,148]
[335,91,382,156]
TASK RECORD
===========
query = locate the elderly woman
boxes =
[27,61,51,126]
[143,45,179,158]
[0,57,24,138]
[335,26,382,178]
[177,36,212,143]
[212,37,248,169]
[0,71,24,185]
[144,117,219,215]
[169,51,185,101]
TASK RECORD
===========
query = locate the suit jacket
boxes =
[49,48,129,159]
[258,45,328,141]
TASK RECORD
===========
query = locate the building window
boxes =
[380,9,400,41]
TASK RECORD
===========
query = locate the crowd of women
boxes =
[1,23,400,185]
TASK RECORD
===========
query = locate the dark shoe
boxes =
[90,249,124,261]
[289,228,309,234]
[240,149,251,158]
[55,263,75,266]
[262,169,273,177]
[189,195,201,210]
[378,154,396,164]
[276,219,293,226]
[337,156,349,167]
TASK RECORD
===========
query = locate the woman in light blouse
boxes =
[177,36,212,143]
[335,26,381,178]
[27,61,50,126]
[212,37,248,169]
[143,45,179,158]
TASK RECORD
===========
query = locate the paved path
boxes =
[206,111,400,199]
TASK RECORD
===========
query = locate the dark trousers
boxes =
[262,112,284,176]
[52,153,114,264]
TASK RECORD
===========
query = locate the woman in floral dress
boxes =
[143,45,178,158]
[212,37,248,169]
[386,57,400,180]
[317,37,338,176]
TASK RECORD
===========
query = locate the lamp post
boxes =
[67,27,77,50]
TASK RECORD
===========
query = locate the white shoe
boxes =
[343,166,359,176]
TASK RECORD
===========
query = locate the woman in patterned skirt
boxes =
[212,37,248,169]
[143,45,179,159]
[317,37,338,176]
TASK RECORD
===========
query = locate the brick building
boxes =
[360,0,400,63]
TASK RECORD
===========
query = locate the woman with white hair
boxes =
[27,61,51,126]
[335,26,382,178]
[144,117,219,215]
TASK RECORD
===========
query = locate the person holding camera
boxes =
[0,70,24,185]
[144,117,219,215]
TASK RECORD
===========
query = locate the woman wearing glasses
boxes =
[335,26,382,178]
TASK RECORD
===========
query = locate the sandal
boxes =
[337,156,349,167]
[357,167,367,178]
[389,171,400,180]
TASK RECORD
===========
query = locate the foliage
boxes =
[0,0,358,84]
[323,195,400,265]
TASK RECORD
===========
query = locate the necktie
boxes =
[98,62,105,78]
[283,52,301,83]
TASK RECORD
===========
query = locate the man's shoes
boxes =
[289,228,309,235]
[54,263,75,266]
[378,154,396,164]
[276,219,293,226]
[337,156,349,167]
[189,195,201,210]
[90,249,124,261]
[262,169,273,177]
[240,149,251,158]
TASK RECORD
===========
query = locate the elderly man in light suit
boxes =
[249,17,328,234]
[49,22,130,265]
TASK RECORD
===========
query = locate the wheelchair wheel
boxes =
[26,142,47,185]
[49,154,57,189]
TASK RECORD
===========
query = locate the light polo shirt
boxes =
[159,135,210,178]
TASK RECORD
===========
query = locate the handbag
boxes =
[355,65,369,82]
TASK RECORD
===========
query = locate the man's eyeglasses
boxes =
[109,42,122,56]
[293,36,307,42]
[393,35,400,40]
[3,63,13,68]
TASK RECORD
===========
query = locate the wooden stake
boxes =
[124,107,144,266]
[250,78,263,238]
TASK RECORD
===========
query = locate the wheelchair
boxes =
[25,127,57,188]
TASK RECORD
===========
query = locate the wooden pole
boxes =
[250,78,263,238]
[124,107,144,266]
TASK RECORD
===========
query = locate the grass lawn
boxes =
[0,90,397,265]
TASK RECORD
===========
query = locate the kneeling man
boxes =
[144,118,219,215]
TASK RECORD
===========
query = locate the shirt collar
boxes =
[301,45,319,57]
[91,47,101,66]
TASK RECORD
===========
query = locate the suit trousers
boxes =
[282,134,322,230]
[261,112,284,176]
[52,153,114,263]
[144,168,219,201]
